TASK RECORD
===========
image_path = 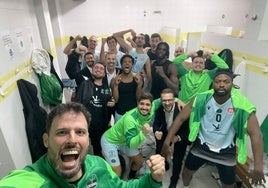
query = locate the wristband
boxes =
[177,135,181,142]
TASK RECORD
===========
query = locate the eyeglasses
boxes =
[161,99,174,103]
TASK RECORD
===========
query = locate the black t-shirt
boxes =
[87,84,111,132]
[116,78,137,115]
[147,49,157,61]
[150,60,172,99]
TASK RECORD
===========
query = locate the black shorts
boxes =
[185,152,236,185]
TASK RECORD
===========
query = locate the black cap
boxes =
[214,69,234,80]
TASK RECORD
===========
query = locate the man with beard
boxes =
[113,29,152,91]
[64,35,100,65]
[75,63,115,157]
[173,50,228,104]
[0,102,166,187]
[100,36,125,69]
[101,93,161,179]
[104,52,121,88]
[161,69,266,188]
[75,52,95,88]
[103,52,121,125]
[150,42,179,99]
[146,33,162,61]
[64,35,100,80]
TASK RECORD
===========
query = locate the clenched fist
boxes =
[142,123,152,136]
[155,131,163,140]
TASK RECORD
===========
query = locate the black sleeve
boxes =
[65,51,81,79]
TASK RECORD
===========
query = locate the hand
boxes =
[126,36,133,42]
[188,51,198,58]
[113,74,121,86]
[203,51,212,59]
[177,100,186,111]
[142,123,152,136]
[161,140,172,158]
[249,169,266,186]
[173,135,181,143]
[134,73,143,86]
[155,131,163,140]
[155,66,166,78]
[75,45,87,54]
[144,47,150,53]
[146,154,165,183]
[107,97,115,107]
[102,37,107,44]
[74,35,82,41]
[130,29,136,37]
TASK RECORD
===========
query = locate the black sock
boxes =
[128,169,137,179]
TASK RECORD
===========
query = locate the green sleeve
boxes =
[103,154,162,188]
[126,129,146,149]
[172,54,189,76]
[152,98,161,111]
[124,118,146,149]
[115,172,162,188]
[0,170,45,187]
[208,54,229,78]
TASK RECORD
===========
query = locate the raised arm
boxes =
[134,74,143,101]
[142,58,152,91]
[172,53,189,76]
[204,52,229,69]
[100,37,107,63]
[126,36,137,48]
[206,53,229,78]
[110,74,121,103]
[63,35,82,55]
[113,29,136,53]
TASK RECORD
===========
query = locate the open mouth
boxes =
[218,88,226,92]
[140,109,149,114]
[61,150,79,162]
[216,89,227,95]
[124,66,130,71]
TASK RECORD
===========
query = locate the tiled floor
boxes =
[121,149,223,188]
[100,128,236,188]
[162,162,221,188]
[118,149,268,188]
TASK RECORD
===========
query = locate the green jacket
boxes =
[0,155,162,188]
[105,99,161,149]
[189,88,256,164]
[173,54,229,103]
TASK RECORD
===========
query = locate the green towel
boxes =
[260,115,268,152]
